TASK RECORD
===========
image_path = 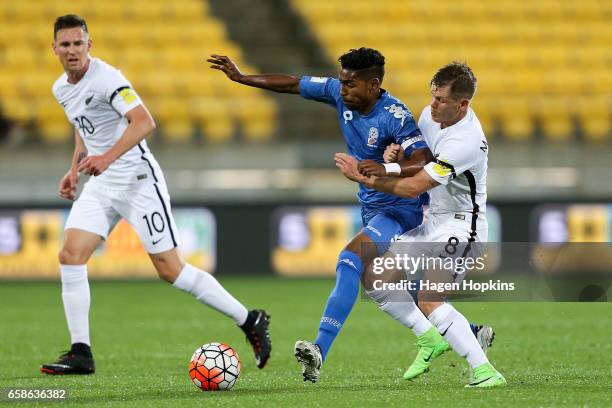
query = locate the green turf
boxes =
[0,278,610,407]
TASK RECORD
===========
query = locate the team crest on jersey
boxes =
[367,127,379,147]
[384,104,412,126]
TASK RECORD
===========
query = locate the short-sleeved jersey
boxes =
[420,105,488,223]
[299,76,428,210]
[52,57,163,189]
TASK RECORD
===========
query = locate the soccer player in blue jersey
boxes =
[208,48,491,383]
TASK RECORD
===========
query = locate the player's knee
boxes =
[344,234,377,262]
[418,299,440,317]
[361,264,381,291]
[58,246,87,265]
[151,257,182,283]
[155,264,180,283]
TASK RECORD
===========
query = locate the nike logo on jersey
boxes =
[85,95,94,105]
[152,237,165,245]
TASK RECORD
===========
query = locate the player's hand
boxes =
[383,143,401,163]
[335,153,371,184]
[59,170,79,201]
[207,54,244,82]
[77,154,112,177]
[358,160,386,177]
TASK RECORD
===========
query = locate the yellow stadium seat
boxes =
[38,119,73,143]
[168,1,207,20]
[162,49,197,71]
[498,101,533,141]
[470,99,495,137]
[513,72,544,96]
[179,74,217,98]
[532,97,573,141]
[112,26,148,47]
[2,98,31,122]
[120,48,158,72]
[31,96,73,143]
[582,118,610,142]
[234,97,277,141]
[151,98,193,142]
[140,73,178,98]
[190,98,234,142]
[544,71,583,96]
[2,48,36,68]
[0,74,20,98]
[163,120,194,142]
[540,117,574,142]
[88,2,123,21]
[22,75,60,97]
[124,1,165,21]
[91,47,116,66]
[576,97,610,141]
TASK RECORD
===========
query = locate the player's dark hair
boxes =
[54,14,88,39]
[338,47,385,81]
[431,62,477,100]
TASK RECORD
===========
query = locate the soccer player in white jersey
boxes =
[40,15,271,375]
[335,62,506,387]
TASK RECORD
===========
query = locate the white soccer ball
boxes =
[188,342,241,391]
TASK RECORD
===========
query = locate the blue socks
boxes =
[315,250,363,361]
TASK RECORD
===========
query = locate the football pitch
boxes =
[1,278,609,407]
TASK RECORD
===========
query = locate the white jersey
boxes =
[419,105,488,228]
[52,57,163,189]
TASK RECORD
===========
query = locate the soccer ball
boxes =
[188,343,241,391]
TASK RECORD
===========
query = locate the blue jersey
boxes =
[299,76,429,210]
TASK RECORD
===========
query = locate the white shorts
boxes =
[388,212,488,282]
[65,179,180,254]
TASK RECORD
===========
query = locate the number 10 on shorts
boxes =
[142,212,165,236]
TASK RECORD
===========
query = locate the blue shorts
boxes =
[361,205,423,254]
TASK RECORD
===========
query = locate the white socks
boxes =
[173,263,248,326]
[366,288,432,336]
[60,264,91,346]
[428,303,488,369]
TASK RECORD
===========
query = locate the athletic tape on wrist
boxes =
[383,163,401,176]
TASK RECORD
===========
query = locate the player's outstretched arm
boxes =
[366,169,439,198]
[207,54,300,94]
[77,105,155,176]
[358,147,434,178]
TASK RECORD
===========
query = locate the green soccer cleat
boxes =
[466,362,507,388]
[403,327,450,380]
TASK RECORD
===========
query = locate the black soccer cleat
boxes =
[240,309,272,369]
[41,344,95,375]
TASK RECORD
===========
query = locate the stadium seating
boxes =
[292,0,611,141]
[0,0,278,142]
